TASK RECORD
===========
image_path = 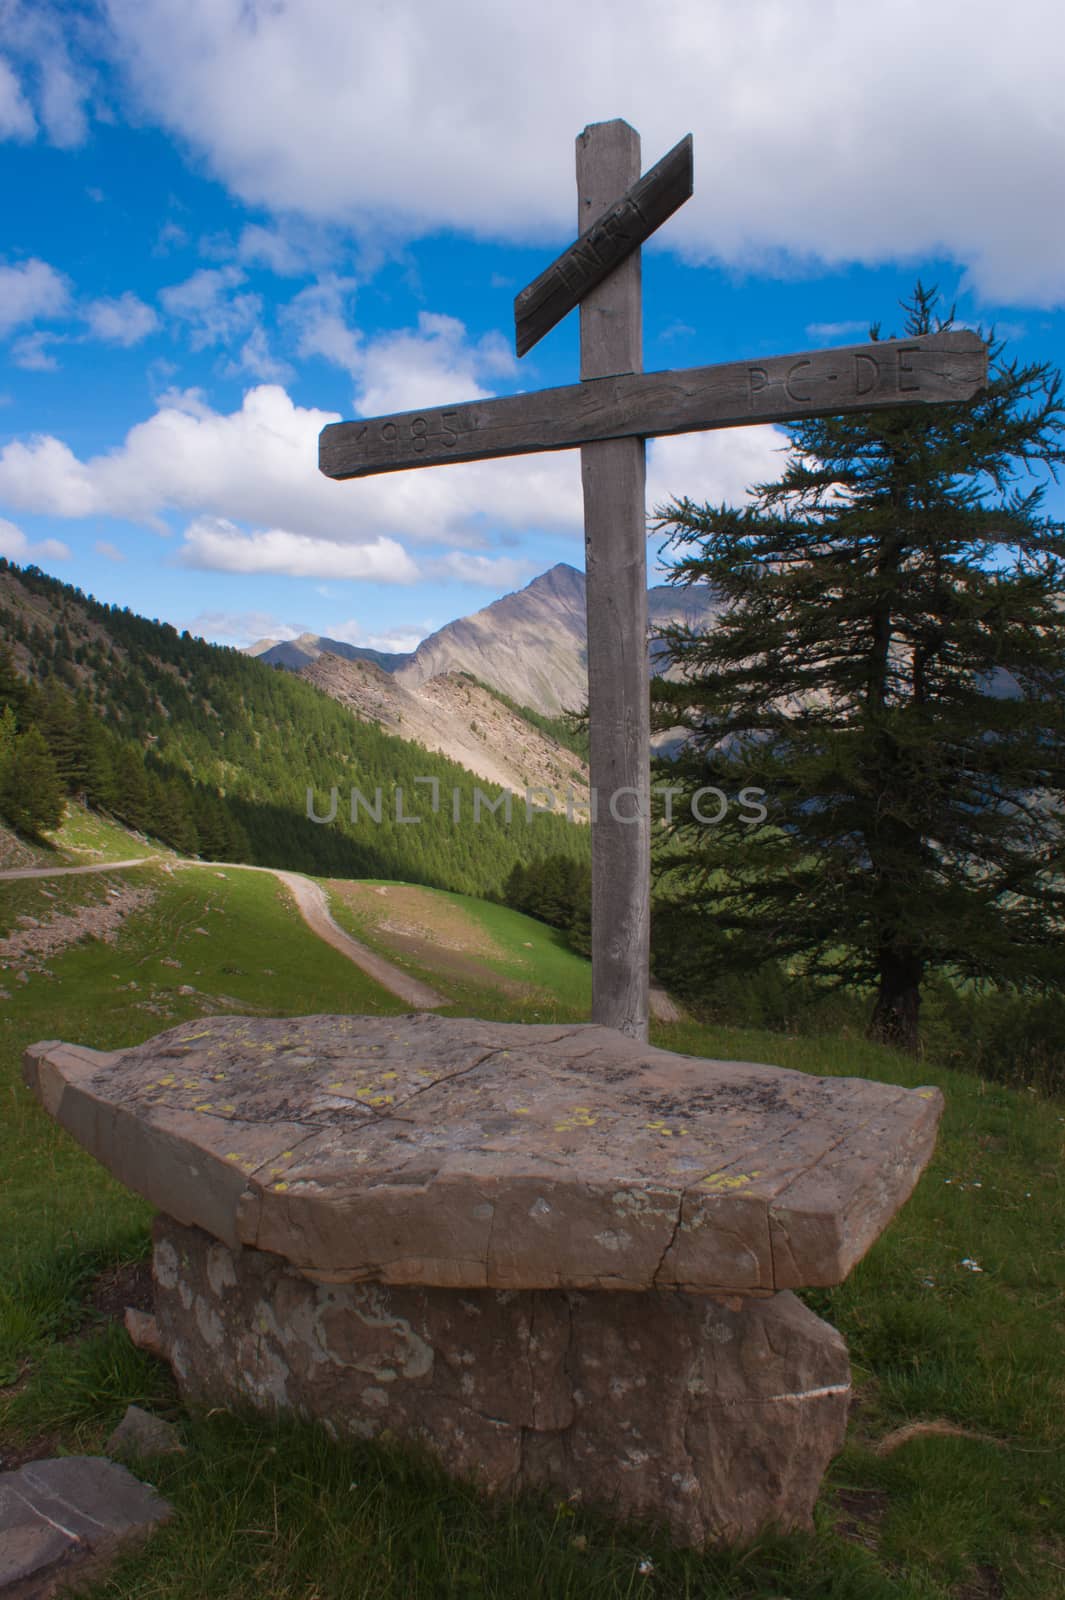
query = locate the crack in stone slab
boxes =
[651,1190,686,1288]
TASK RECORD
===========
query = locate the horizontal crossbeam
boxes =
[514,132,693,358]
[319,331,987,481]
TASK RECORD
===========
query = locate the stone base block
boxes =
[151,1215,851,1549]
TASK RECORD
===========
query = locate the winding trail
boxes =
[0,855,445,1011]
[1,855,680,1021]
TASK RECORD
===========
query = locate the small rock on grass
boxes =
[0,1455,172,1597]
[105,1405,185,1461]
[123,1308,166,1361]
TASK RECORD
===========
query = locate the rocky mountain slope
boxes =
[252,563,725,718]
[300,655,589,808]
[394,563,589,715]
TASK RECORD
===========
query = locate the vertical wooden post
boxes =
[577,120,650,1041]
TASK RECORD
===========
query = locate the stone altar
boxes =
[24,1013,943,1547]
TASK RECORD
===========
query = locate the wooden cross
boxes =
[319,119,987,1043]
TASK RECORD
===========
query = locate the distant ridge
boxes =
[247,633,413,673]
[247,564,725,718]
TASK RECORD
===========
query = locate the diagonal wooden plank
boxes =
[514,132,693,358]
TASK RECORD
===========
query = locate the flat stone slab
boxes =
[0,1456,171,1599]
[24,1013,943,1293]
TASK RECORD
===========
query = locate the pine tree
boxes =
[0,644,26,720]
[650,285,1065,1051]
[0,725,65,838]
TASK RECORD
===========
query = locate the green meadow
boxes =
[1,846,1063,1597]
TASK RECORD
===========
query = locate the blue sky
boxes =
[2,0,1064,655]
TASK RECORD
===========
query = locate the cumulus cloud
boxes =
[177,517,418,581]
[0,257,69,334]
[0,3,91,147]
[647,427,787,519]
[804,320,869,343]
[0,55,35,139]
[337,624,428,653]
[10,330,64,371]
[424,551,538,588]
[283,277,361,373]
[224,324,294,383]
[101,0,1065,306]
[84,291,159,346]
[354,312,517,416]
[94,539,125,561]
[236,222,329,277]
[185,610,308,646]
[0,515,70,563]
[159,266,261,348]
[0,360,586,544]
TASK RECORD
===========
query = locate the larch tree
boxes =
[650,284,1065,1052]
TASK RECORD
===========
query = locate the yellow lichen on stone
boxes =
[700,1170,762,1191]
[194,1103,212,1112]
[554,1107,597,1132]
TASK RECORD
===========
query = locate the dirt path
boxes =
[267,869,444,1009]
[0,856,445,1011]
[0,856,678,1021]
[0,858,156,878]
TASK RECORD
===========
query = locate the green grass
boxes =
[3,845,1065,1596]
[324,877,594,1023]
[49,801,173,862]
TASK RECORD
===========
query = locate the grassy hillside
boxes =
[2,842,1063,1596]
[0,558,588,897]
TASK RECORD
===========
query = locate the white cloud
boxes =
[225,324,294,383]
[94,539,125,561]
[283,277,361,373]
[177,517,418,581]
[0,515,70,563]
[84,291,160,346]
[0,55,35,139]
[354,312,517,415]
[425,552,538,588]
[185,610,307,645]
[159,266,261,348]
[0,4,90,147]
[10,330,64,370]
[153,219,188,255]
[336,624,427,653]
[100,0,1065,307]
[0,328,584,545]
[0,257,69,334]
[236,222,328,277]
[804,320,869,343]
[646,426,788,518]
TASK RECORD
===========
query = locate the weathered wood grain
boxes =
[577,120,651,1043]
[318,330,988,480]
[514,131,692,358]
